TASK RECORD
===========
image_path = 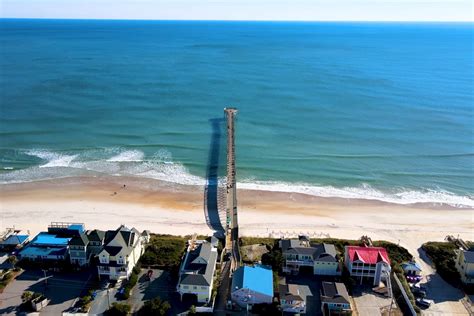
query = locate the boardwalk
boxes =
[224,107,241,273]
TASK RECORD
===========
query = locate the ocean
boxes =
[0,19,473,207]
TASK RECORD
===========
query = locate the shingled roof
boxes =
[179,240,218,287]
[321,282,350,305]
[69,233,89,246]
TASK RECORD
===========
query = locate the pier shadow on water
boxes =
[203,118,227,238]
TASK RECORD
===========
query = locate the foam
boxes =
[107,150,145,162]
[3,148,474,208]
[25,149,78,168]
[238,181,474,208]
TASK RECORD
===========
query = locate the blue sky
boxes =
[1,0,472,21]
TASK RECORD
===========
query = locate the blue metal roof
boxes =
[68,224,85,232]
[33,232,70,246]
[232,265,274,297]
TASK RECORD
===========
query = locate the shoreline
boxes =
[0,176,472,254]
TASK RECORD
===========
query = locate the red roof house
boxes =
[346,246,390,265]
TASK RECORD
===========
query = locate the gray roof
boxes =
[314,243,337,262]
[69,233,89,246]
[321,282,350,305]
[281,240,338,260]
[100,226,141,256]
[87,230,105,242]
[464,251,474,263]
[179,241,217,287]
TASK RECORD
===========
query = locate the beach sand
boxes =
[0,175,472,253]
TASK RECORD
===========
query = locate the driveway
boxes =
[416,247,468,315]
[0,269,92,315]
[128,269,178,313]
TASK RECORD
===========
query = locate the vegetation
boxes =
[422,242,461,287]
[240,237,275,247]
[7,255,18,270]
[19,291,44,312]
[138,296,171,316]
[107,302,131,316]
[122,263,141,300]
[0,270,15,292]
[140,234,187,268]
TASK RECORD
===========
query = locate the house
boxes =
[401,261,422,276]
[455,250,474,284]
[0,231,29,251]
[96,225,148,280]
[177,237,218,304]
[344,246,391,286]
[320,282,352,316]
[68,233,89,267]
[87,229,106,256]
[231,265,274,308]
[280,237,339,275]
[19,223,84,261]
[279,278,312,314]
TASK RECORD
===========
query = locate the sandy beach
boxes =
[0,175,472,256]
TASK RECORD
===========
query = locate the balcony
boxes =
[286,259,314,266]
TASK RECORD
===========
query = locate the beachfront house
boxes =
[455,249,474,284]
[344,245,391,286]
[19,223,85,262]
[280,236,339,275]
[96,225,149,280]
[177,237,218,304]
[279,278,312,314]
[231,265,274,308]
[68,233,89,267]
[320,282,352,316]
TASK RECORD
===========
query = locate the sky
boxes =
[0,0,473,21]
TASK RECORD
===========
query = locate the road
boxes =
[214,260,231,315]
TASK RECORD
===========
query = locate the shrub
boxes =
[140,234,187,267]
[422,242,461,287]
[138,296,171,316]
[107,302,131,316]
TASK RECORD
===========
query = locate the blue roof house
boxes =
[231,265,274,308]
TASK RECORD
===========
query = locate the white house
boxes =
[177,238,218,304]
[279,278,311,314]
[231,265,274,308]
[344,245,391,286]
[96,225,149,280]
[455,249,474,284]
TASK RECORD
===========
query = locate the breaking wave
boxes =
[1,148,473,208]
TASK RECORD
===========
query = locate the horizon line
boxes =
[1,17,473,23]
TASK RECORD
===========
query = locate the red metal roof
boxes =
[347,246,390,264]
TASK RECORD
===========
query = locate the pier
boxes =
[224,107,241,273]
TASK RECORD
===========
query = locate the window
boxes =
[193,286,197,290]
[201,286,206,289]
[183,285,189,289]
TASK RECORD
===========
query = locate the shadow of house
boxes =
[203,118,226,237]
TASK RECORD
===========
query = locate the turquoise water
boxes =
[0,19,473,206]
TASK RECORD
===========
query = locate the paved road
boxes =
[416,247,468,315]
[0,269,91,315]
[214,260,231,315]
[89,286,118,315]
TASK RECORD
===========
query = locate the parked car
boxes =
[412,287,426,298]
[416,298,431,309]
[414,283,427,292]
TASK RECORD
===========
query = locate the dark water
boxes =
[0,19,473,206]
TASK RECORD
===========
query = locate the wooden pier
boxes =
[224,107,241,273]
